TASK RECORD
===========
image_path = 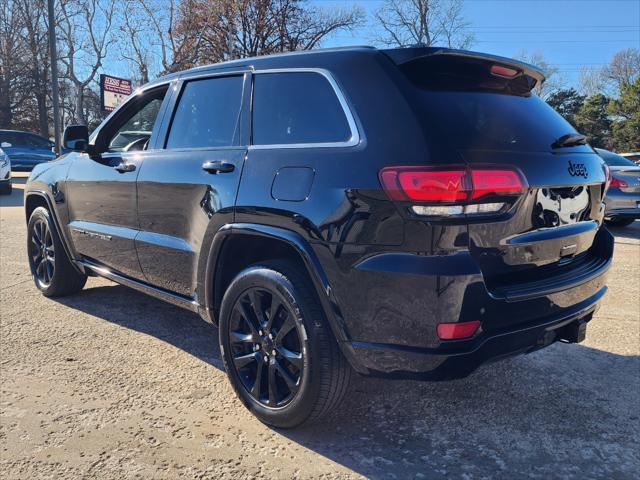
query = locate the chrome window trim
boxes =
[249,68,361,150]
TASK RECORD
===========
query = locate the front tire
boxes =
[219,260,351,428]
[27,206,87,297]
[605,217,635,227]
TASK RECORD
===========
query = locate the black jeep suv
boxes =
[25,46,613,428]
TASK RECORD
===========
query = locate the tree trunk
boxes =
[0,76,12,127]
[74,85,86,125]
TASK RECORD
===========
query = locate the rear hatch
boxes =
[387,49,610,300]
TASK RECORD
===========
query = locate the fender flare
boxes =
[24,190,85,275]
[201,223,368,374]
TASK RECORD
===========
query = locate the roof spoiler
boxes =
[382,47,546,85]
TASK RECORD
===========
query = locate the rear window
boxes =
[252,72,351,146]
[597,149,636,167]
[401,57,581,152]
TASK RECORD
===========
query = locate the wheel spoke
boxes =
[275,314,296,344]
[31,234,41,249]
[277,346,303,370]
[233,351,259,369]
[36,259,45,278]
[237,301,261,338]
[266,296,282,333]
[268,361,278,406]
[46,259,54,282]
[250,356,265,399]
[274,359,299,392]
[249,289,265,327]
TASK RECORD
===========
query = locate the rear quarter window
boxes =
[252,71,352,146]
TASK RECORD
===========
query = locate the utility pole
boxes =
[47,0,61,154]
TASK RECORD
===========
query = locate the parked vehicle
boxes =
[0,147,11,194]
[596,148,640,227]
[24,46,613,428]
[620,152,640,165]
[0,130,56,171]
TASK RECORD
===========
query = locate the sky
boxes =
[318,0,640,89]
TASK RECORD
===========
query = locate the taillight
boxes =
[437,320,481,340]
[610,177,628,189]
[379,165,527,216]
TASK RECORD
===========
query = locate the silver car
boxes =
[0,147,11,195]
[596,148,640,227]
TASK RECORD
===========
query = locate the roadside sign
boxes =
[100,74,132,112]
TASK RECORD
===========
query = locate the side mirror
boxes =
[0,142,11,148]
[63,125,89,151]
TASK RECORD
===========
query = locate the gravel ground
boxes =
[1,173,639,479]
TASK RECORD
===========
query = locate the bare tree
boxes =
[516,51,564,100]
[602,48,640,90]
[58,0,116,125]
[15,0,50,136]
[0,0,32,129]
[579,66,606,97]
[180,0,364,65]
[373,0,473,49]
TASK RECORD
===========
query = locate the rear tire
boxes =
[219,259,351,428]
[27,206,87,297]
[605,217,635,227]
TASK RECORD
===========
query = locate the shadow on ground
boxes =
[55,282,640,479]
[606,221,640,241]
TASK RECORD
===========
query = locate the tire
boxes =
[219,260,352,428]
[605,217,635,227]
[27,206,87,297]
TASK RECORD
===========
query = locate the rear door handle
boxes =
[114,162,136,173]
[202,161,235,174]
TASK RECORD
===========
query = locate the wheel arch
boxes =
[24,190,84,275]
[201,223,366,373]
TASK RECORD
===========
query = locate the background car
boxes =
[596,148,640,227]
[620,152,640,165]
[0,129,56,171]
[0,147,11,194]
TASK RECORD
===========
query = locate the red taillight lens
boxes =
[398,169,468,202]
[437,320,481,340]
[379,166,526,204]
[610,177,627,189]
[470,169,526,200]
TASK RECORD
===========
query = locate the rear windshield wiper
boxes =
[552,133,587,149]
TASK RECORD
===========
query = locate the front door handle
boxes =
[114,162,136,173]
[202,161,235,174]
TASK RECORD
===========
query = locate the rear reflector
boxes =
[379,166,526,205]
[437,321,481,340]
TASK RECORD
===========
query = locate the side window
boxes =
[166,75,244,149]
[26,134,51,148]
[105,87,167,152]
[252,72,352,146]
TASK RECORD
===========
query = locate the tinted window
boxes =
[25,134,52,148]
[0,131,20,145]
[166,76,244,149]
[252,72,351,145]
[108,89,166,151]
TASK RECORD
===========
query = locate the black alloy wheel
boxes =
[228,287,304,408]
[29,217,55,287]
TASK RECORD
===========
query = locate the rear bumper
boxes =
[349,286,605,380]
[335,229,613,379]
[605,191,640,218]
